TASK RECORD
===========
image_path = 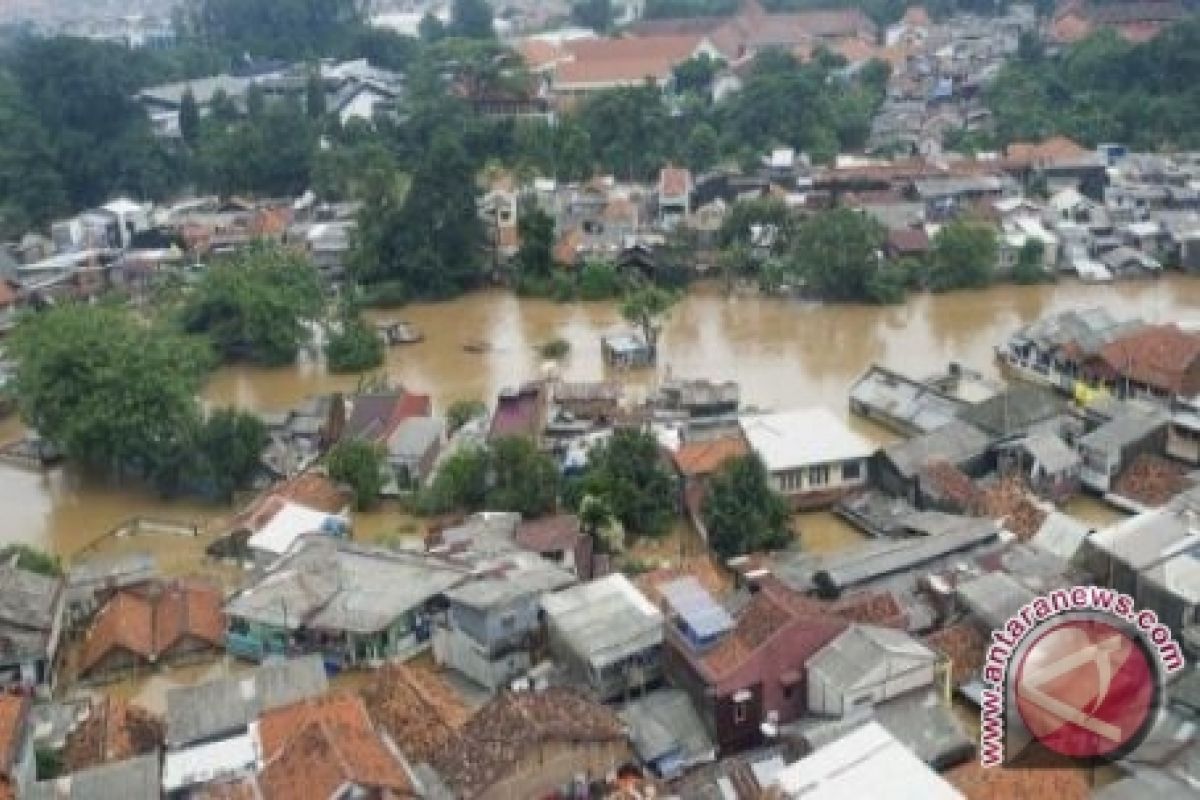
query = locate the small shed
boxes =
[601,332,654,369]
[995,433,1081,502]
[806,625,939,717]
[619,688,715,780]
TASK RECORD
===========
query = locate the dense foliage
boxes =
[577,429,676,538]
[327,438,387,510]
[180,243,324,365]
[787,208,899,303]
[703,454,792,559]
[987,22,1200,150]
[422,437,560,516]
[445,399,488,433]
[0,544,62,576]
[927,220,997,292]
[9,306,211,479]
[325,310,385,373]
[190,409,270,500]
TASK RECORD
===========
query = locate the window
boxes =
[842,460,862,481]
[808,465,830,487]
[733,702,747,723]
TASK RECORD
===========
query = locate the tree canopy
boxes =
[578,428,676,538]
[180,242,324,365]
[986,21,1200,149]
[788,208,898,303]
[8,306,211,480]
[928,220,997,292]
[325,309,385,373]
[327,438,387,510]
[703,454,792,559]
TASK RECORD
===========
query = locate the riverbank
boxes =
[4,276,1195,555]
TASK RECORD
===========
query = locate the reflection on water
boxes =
[1,278,1195,555]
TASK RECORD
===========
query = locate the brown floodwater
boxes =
[2,278,1194,557]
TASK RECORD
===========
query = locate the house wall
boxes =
[806,661,935,717]
[770,458,869,510]
[433,625,532,690]
[477,740,632,800]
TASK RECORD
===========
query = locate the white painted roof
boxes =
[247,500,346,557]
[739,409,875,472]
[771,722,964,799]
[161,727,259,792]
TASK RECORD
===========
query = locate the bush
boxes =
[326,439,387,510]
[326,313,385,373]
[577,261,624,300]
[446,399,487,434]
[538,338,571,360]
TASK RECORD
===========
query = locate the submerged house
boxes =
[79,580,224,683]
[998,308,1142,393]
[224,536,469,669]
[1077,405,1169,493]
[849,365,967,436]
[738,408,875,510]
[601,332,655,369]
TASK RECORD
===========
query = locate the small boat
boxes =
[375,320,423,346]
[463,340,491,354]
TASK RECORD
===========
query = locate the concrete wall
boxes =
[807,662,935,717]
[433,626,531,691]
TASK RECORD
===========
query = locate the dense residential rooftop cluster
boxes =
[2,0,1200,798]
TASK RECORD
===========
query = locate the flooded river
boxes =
[5,277,1198,556]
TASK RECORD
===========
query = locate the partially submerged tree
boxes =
[703,454,791,559]
[620,286,678,356]
[327,438,387,510]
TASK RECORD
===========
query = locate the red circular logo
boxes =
[1013,618,1157,759]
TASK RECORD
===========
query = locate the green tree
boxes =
[350,128,484,298]
[580,428,676,538]
[305,69,327,119]
[448,0,494,38]
[179,87,200,146]
[1012,238,1049,284]
[419,12,447,42]
[572,0,614,31]
[515,204,555,282]
[928,220,997,291]
[425,445,489,512]
[325,310,385,373]
[621,285,678,355]
[8,306,211,480]
[0,544,62,576]
[703,454,791,559]
[673,54,721,96]
[684,122,720,172]
[789,208,894,303]
[327,438,386,510]
[191,409,269,500]
[192,0,365,59]
[446,399,487,433]
[717,197,794,250]
[0,72,67,238]
[487,436,560,516]
[180,242,324,366]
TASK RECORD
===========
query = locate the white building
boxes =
[806,625,939,717]
[771,722,965,800]
[738,409,875,509]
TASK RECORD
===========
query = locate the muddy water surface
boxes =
[4,278,1193,556]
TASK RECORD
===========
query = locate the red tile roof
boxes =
[697,583,847,691]
[923,623,987,685]
[361,663,470,765]
[1100,323,1200,396]
[0,695,28,778]
[672,435,749,477]
[555,35,704,88]
[659,166,692,198]
[80,581,224,677]
[1005,135,1089,165]
[432,689,625,798]
[945,757,1090,800]
[886,227,931,255]
[63,697,162,772]
[514,514,582,554]
[259,693,415,800]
